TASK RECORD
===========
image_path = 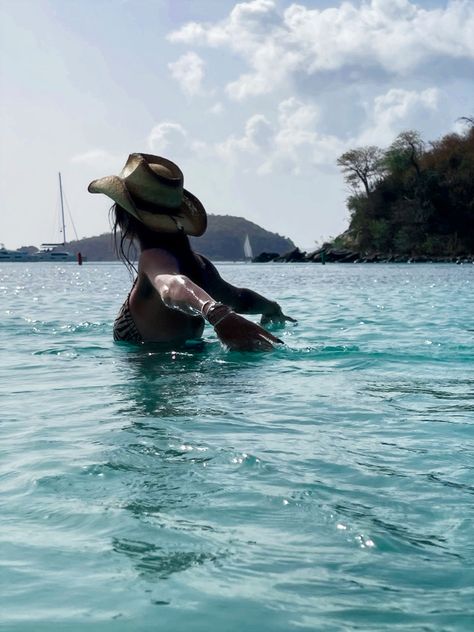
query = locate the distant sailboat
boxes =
[38,172,75,261]
[243,234,253,261]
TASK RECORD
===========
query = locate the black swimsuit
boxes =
[113,288,143,343]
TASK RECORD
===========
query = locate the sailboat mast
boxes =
[58,172,66,245]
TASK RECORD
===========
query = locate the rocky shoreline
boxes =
[253,247,474,264]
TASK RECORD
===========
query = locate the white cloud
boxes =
[168,51,205,96]
[277,97,318,131]
[146,102,330,175]
[216,113,273,161]
[261,97,344,174]
[168,0,279,49]
[146,121,215,162]
[210,101,224,114]
[169,0,298,99]
[210,97,344,174]
[148,122,189,159]
[169,0,474,99]
[359,87,440,145]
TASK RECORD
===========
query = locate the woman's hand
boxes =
[215,312,283,351]
[206,302,283,351]
[260,301,297,327]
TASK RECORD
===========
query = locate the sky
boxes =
[1,0,473,250]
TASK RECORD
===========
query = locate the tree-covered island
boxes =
[335,119,474,258]
[256,119,474,264]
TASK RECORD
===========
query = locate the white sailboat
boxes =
[243,234,253,261]
[37,172,76,261]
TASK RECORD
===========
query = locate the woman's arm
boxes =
[198,255,296,325]
[139,249,283,351]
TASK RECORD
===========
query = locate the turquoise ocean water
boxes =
[1,262,473,631]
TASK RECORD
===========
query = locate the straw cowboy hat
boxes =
[88,153,207,236]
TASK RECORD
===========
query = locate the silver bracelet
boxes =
[205,302,233,327]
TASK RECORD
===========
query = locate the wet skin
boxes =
[128,248,295,350]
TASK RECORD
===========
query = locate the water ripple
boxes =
[1,262,473,630]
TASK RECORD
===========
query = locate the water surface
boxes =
[1,262,473,631]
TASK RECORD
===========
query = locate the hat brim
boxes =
[88,176,207,236]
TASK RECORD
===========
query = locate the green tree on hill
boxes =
[336,146,386,197]
[337,121,474,256]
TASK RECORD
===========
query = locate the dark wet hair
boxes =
[111,204,205,283]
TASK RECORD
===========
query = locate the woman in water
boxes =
[88,153,295,351]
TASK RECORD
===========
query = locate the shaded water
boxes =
[1,262,473,631]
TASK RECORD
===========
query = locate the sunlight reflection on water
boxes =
[0,262,473,631]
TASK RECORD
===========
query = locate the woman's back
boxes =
[128,247,206,344]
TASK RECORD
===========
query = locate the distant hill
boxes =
[190,214,294,260]
[66,214,295,261]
